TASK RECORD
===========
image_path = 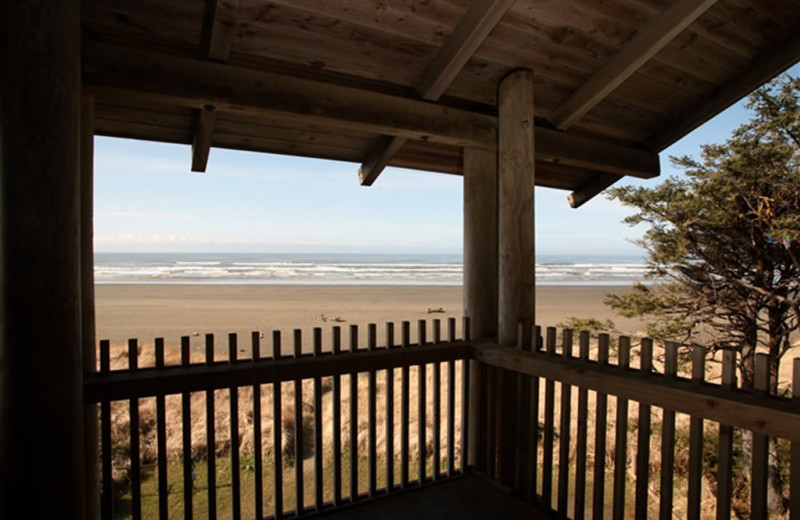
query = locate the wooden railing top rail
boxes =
[84,340,471,402]
[473,341,800,443]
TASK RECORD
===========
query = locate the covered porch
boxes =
[3,1,800,519]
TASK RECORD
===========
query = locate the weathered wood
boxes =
[331,327,343,506]
[273,332,284,519]
[81,91,100,520]
[592,335,610,520]
[751,354,770,519]
[646,31,800,151]
[100,340,113,519]
[1,2,84,518]
[634,339,653,519]
[155,339,169,519]
[230,334,242,520]
[472,342,800,442]
[313,329,324,510]
[207,0,241,61]
[251,332,263,520]
[181,337,193,520]
[401,322,411,488]
[129,339,142,520]
[715,350,735,520]
[574,332,590,520]
[358,0,512,185]
[498,69,535,344]
[349,326,359,500]
[550,0,719,129]
[687,346,706,520]
[206,335,218,520]
[385,323,396,489]
[612,336,631,520]
[191,105,218,172]
[557,330,573,516]
[418,320,428,483]
[543,329,556,510]
[659,342,679,520]
[368,324,378,496]
[568,172,622,209]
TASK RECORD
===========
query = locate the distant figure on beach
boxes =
[427,307,445,314]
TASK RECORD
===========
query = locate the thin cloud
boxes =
[97,211,201,220]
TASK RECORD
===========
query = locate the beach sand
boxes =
[95,284,645,354]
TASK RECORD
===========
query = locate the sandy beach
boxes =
[95,284,645,354]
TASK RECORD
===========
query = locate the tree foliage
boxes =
[605,74,800,392]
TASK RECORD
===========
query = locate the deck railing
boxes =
[473,326,800,519]
[84,318,471,520]
[85,321,800,520]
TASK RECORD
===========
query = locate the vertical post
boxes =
[496,68,535,487]
[81,92,100,520]
[1,1,85,519]
[497,68,535,344]
[463,147,498,471]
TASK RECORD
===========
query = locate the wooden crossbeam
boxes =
[550,0,718,130]
[85,43,659,180]
[359,0,513,186]
[192,0,242,173]
[567,173,622,209]
[646,31,800,151]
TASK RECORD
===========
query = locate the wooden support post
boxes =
[496,68,535,487]
[463,147,498,471]
[497,68,535,344]
[1,1,85,519]
[82,93,100,520]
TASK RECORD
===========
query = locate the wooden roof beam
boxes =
[568,173,622,209]
[358,0,513,186]
[84,44,659,180]
[550,0,718,130]
[192,0,241,173]
[645,31,800,151]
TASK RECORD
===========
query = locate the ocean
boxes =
[94,252,649,286]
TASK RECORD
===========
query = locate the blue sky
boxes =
[94,66,798,256]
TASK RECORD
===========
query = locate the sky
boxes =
[94,65,799,257]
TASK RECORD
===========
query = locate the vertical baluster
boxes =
[485,364,497,479]
[100,339,113,520]
[129,338,142,520]
[432,319,441,481]
[385,322,396,490]
[687,345,705,520]
[557,329,573,516]
[591,334,610,520]
[313,328,324,510]
[790,359,800,519]
[229,333,241,520]
[331,327,342,506]
[461,316,471,473]
[612,336,631,520]
[514,322,531,499]
[367,324,378,497]
[205,334,217,520]
[531,325,542,496]
[418,319,427,483]
[155,338,169,520]
[634,338,653,519]
[349,325,359,501]
[751,354,770,519]
[272,331,283,519]
[181,337,193,520]
[659,342,678,520]
[447,318,456,477]
[293,330,304,515]
[573,331,590,520]
[543,327,556,511]
[401,321,411,488]
[251,332,263,520]
[716,349,736,520]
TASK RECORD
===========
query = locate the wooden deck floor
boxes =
[305,474,550,520]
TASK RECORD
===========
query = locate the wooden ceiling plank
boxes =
[549,0,719,130]
[207,0,241,61]
[191,105,217,172]
[359,0,513,186]
[85,43,660,180]
[645,30,800,151]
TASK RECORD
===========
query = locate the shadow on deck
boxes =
[306,474,549,520]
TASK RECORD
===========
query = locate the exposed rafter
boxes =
[550,0,718,131]
[568,173,622,209]
[358,0,513,186]
[85,44,660,181]
[646,31,800,151]
[192,0,242,173]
